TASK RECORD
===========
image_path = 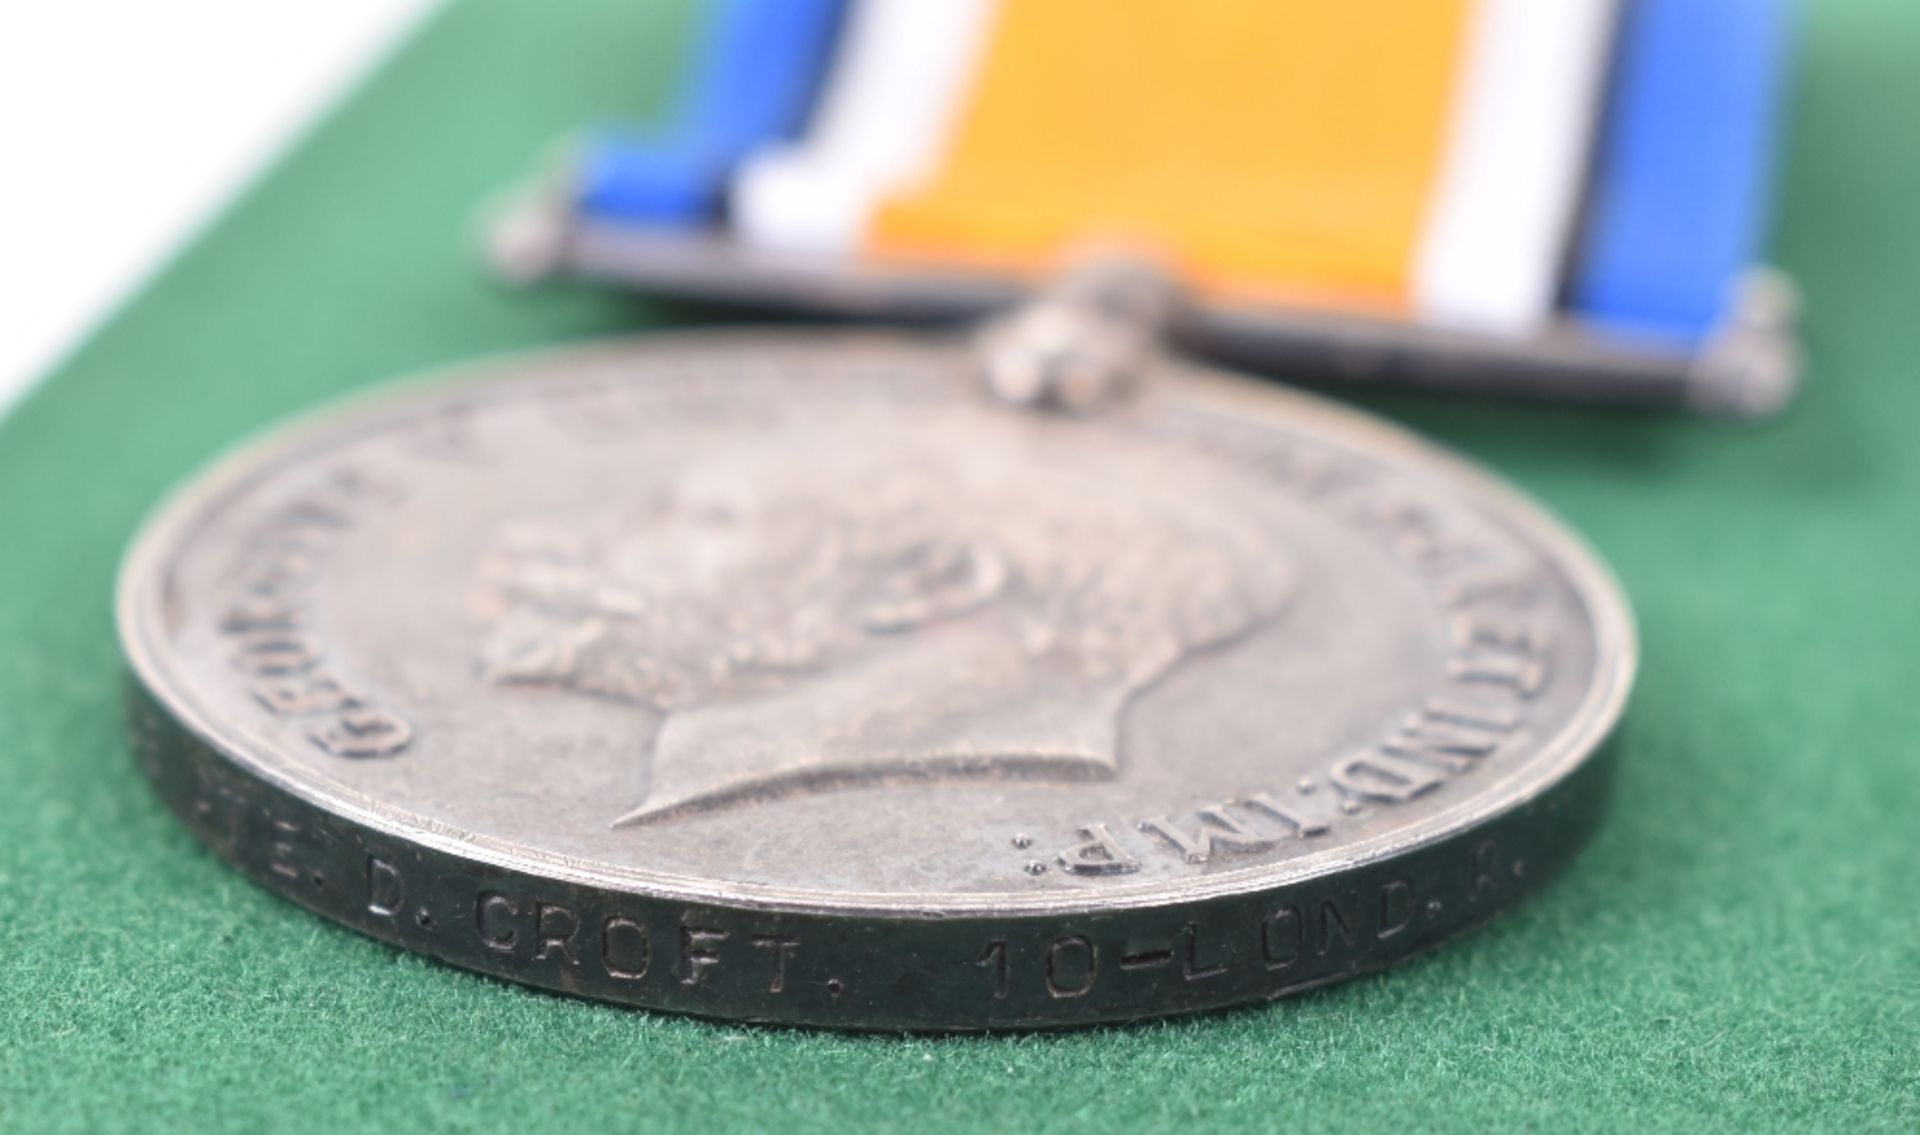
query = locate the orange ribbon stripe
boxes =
[870,0,1475,310]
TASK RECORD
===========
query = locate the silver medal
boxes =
[120,281,1634,1028]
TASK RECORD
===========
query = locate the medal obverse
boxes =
[119,329,1634,1029]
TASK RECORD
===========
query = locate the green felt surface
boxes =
[3,2,1917,1130]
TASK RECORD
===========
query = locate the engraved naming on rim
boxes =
[120,332,1631,1027]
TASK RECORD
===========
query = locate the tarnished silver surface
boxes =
[119,331,1635,1028]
